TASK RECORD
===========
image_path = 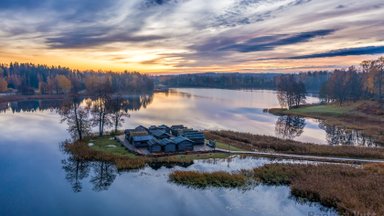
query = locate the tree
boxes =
[107,96,130,134]
[276,75,307,109]
[56,75,72,94]
[362,57,384,102]
[59,96,91,140]
[90,96,112,137]
[0,78,7,92]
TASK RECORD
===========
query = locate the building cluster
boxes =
[125,125,205,153]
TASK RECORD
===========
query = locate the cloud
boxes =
[288,46,384,59]
[193,29,335,53]
[0,0,383,72]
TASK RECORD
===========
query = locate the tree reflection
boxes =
[318,121,377,147]
[275,115,306,139]
[62,156,91,192]
[90,161,117,192]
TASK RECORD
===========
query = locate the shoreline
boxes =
[265,101,384,144]
[0,94,67,104]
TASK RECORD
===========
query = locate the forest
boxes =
[155,71,330,93]
[0,63,154,95]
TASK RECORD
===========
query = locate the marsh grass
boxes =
[253,164,384,215]
[205,130,384,159]
[169,171,247,188]
[169,163,384,215]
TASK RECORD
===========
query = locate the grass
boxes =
[252,163,384,215]
[215,141,246,151]
[267,101,384,144]
[205,130,384,159]
[89,136,137,158]
[65,136,230,171]
[169,163,384,215]
[169,171,247,188]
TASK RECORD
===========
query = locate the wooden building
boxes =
[172,136,194,152]
[131,135,154,148]
[148,139,162,153]
[158,138,177,153]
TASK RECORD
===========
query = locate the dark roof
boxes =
[132,135,153,142]
[135,125,148,131]
[171,125,185,129]
[159,124,170,129]
[149,129,168,137]
[148,138,161,146]
[157,138,175,146]
[171,136,193,144]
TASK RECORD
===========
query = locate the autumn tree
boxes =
[361,57,384,102]
[56,75,72,94]
[0,77,8,92]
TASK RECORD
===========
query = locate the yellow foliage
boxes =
[55,75,72,93]
[0,78,8,92]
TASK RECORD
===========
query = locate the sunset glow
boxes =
[1,0,384,74]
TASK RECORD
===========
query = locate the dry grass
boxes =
[169,171,247,188]
[253,164,384,215]
[205,130,384,159]
[169,163,384,215]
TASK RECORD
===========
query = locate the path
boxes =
[215,148,384,164]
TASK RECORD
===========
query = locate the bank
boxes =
[266,101,384,144]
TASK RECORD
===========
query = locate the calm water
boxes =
[0,88,371,216]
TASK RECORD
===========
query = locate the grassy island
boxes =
[266,101,384,144]
[169,163,384,215]
[64,135,229,171]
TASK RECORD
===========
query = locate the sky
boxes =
[0,0,384,74]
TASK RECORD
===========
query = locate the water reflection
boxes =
[274,115,378,147]
[318,121,377,147]
[0,94,154,113]
[62,156,91,192]
[90,161,117,192]
[275,115,306,139]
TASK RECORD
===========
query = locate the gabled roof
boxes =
[157,138,175,146]
[135,125,148,131]
[149,129,169,137]
[170,125,185,129]
[148,138,161,146]
[170,136,193,144]
[132,135,153,142]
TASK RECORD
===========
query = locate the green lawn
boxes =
[89,136,137,158]
[284,104,353,116]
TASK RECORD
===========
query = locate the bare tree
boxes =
[90,96,112,137]
[107,95,130,134]
[59,95,91,140]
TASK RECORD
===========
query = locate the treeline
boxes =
[0,62,154,95]
[155,71,330,93]
[155,73,278,89]
[320,57,384,104]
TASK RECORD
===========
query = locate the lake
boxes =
[0,88,370,216]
